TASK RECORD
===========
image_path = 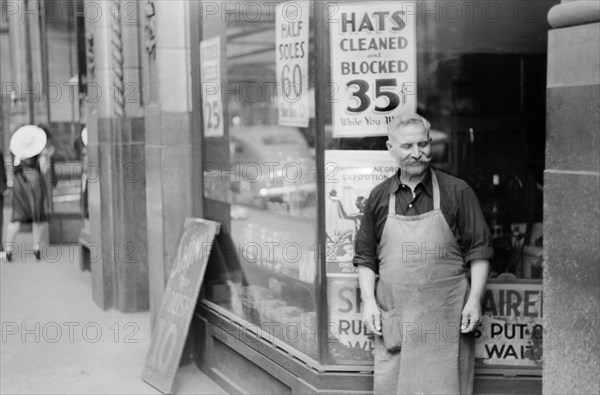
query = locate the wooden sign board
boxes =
[142,218,220,394]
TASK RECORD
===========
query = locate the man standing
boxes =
[354,114,492,394]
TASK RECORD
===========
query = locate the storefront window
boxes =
[321,0,553,367]
[201,2,319,360]
[199,0,553,373]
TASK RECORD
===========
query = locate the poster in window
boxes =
[325,150,397,274]
[276,1,310,127]
[330,2,416,137]
[475,280,543,369]
[327,276,374,365]
[200,36,224,137]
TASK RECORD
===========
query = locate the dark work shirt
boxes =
[0,151,6,194]
[353,168,493,273]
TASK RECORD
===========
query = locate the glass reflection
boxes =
[203,4,318,360]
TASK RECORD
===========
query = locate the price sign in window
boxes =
[200,36,224,138]
[276,1,310,128]
[330,2,417,137]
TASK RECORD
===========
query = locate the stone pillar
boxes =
[1,2,11,150]
[544,1,600,393]
[141,0,195,324]
[5,0,47,130]
[85,0,149,311]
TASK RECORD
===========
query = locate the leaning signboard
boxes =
[142,218,220,394]
[475,278,543,375]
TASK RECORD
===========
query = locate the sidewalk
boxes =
[0,210,226,395]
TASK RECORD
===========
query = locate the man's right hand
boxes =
[362,299,382,336]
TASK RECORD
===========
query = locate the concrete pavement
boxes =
[1,210,226,395]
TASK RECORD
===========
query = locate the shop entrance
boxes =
[190,1,555,393]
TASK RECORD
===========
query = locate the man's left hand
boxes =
[460,300,481,333]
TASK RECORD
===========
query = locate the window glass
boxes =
[323,0,552,279]
[322,0,554,366]
[201,1,319,361]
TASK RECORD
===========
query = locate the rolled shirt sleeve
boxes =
[353,191,380,274]
[457,185,494,263]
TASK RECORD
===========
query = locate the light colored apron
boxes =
[374,170,474,395]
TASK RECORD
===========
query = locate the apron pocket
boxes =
[380,309,403,352]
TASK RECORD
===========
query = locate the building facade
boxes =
[2,0,598,393]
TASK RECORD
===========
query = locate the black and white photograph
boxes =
[1,0,598,394]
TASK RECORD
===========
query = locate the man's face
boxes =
[386,122,432,177]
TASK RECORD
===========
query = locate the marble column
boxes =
[85,0,148,311]
[1,3,11,150]
[544,1,600,393]
[5,0,47,130]
[141,0,196,323]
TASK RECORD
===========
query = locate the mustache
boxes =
[401,156,431,173]
[406,155,432,164]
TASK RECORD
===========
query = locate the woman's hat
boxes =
[10,125,47,164]
[81,127,88,147]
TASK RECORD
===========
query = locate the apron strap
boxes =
[431,170,441,210]
[388,169,441,214]
[389,192,396,215]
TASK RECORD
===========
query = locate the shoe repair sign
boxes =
[330,2,416,137]
[475,280,543,371]
[276,1,310,127]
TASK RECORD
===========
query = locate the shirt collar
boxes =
[388,168,433,196]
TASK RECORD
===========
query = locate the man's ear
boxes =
[386,140,392,150]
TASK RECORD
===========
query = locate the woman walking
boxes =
[4,125,53,262]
